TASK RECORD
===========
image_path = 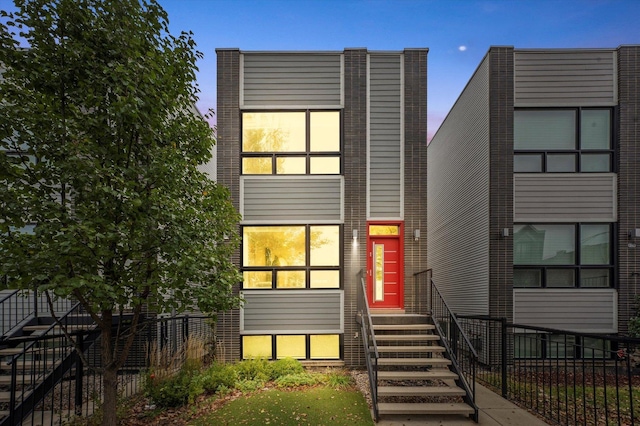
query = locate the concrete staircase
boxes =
[371,313,476,420]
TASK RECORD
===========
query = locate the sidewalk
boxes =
[376,384,549,425]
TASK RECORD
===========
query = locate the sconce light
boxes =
[629,229,640,240]
[414,229,420,241]
[501,228,510,238]
[352,229,358,241]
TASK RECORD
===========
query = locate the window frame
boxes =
[513,222,615,289]
[240,110,343,176]
[241,224,343,290]
[241,334,344,360]
[514,107,615,173]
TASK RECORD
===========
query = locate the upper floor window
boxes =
[514,109,612,173]
[513,223,613,288]
[241,111,341,175]
[242,225,341,289]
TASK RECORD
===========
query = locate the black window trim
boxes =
[514,107,615,173]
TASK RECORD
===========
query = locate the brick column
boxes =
[617,45,640,335]
[488,46,514,321]
[403,48,429,314]
[343,48,368,367]
[215,48,241,361]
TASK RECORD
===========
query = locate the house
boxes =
[215,48,428,366]
[427,46,640,350]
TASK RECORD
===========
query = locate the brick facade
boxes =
[617,45,640,334]
[488,47,514,321]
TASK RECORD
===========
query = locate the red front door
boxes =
[367,223,403,309]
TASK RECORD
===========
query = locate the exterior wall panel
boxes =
[427,55,491,315]
[514,289,617,333]
[369,53,402,218]
[242,53,342,107]
[241,291,343,333]
[514,174,616,222]
[241,177,343,222]
[515,50,617,106]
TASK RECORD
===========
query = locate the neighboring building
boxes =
[428,46,640,346]
[215,48,428,366]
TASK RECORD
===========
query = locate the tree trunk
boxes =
[101,313,118,426]
[102,364,119,426]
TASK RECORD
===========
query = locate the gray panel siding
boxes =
[241,176,342,222]
[514,174,616,222]
[427,56,490,315]
[515,50,617,106]
[369,54,402,218]
[514,289,617,333]
[241,291,343,333]
[242,53,342,106]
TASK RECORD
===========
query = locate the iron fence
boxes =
[0,313,214,426]
[457,315,640,426]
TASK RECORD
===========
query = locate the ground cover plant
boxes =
[126,358,372,425]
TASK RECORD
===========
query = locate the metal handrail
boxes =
[356,269,379,421]
[419,270,479,422]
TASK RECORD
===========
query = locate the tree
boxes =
[0,1,242,424]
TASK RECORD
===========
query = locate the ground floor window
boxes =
[242,334,342,360]
[513,223,613,288]
[514,333,613,360]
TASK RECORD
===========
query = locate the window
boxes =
[514,334,613,360]
[242,225,341,289]
[513,223,613,288]
[514,109,612,172]
[242,334,341,360]
[242,111,341,175]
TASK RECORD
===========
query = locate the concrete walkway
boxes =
[376,384,549,425]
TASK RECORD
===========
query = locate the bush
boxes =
[235,378,265,392]
[274,372,318,388]
[269,358,304,380]
[144,370,193,408]
[200,363,237,393]
[234,358,270,382]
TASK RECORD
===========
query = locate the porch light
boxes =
[414,229,420,241]
[352,229,358,241]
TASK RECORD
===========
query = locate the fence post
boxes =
[501,318,508,398]
[75,334,84,416]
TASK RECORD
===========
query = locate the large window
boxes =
[513,223,613,288]
[242,111,341,175]
[242,225,341,289]
[242,334,341,360]
[514,108,612,173]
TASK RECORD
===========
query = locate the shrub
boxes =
[200,363,237,393]
[274,373,318,388]
[234,358,270,382]
[235,378,265,392]
[269,358,304,380]
[144,370,193,408]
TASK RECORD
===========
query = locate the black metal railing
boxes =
[0,313,214,426]
[1,290,75,338]
[457,315,640,426]
[356,269,379,421]
[416,270,479,422]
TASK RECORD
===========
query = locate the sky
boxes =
[155,0,639,141]
[4,0,640,140]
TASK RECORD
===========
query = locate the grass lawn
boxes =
[189,387,374,426]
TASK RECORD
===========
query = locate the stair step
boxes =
[377,357,451,367]
[22,324,94,332]
[378,402,475,416]
[375,334,439,341]
[0,390,28,403]
[377,370,459,381]
[0,375,34,385]
[0,348,24,356]
[373,324,434,331]
[375,345,445,353]
[378,385,466,397]
[2,359,58,370]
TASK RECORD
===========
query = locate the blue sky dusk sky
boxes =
[4,0,639,140]
[157,0,639,140]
